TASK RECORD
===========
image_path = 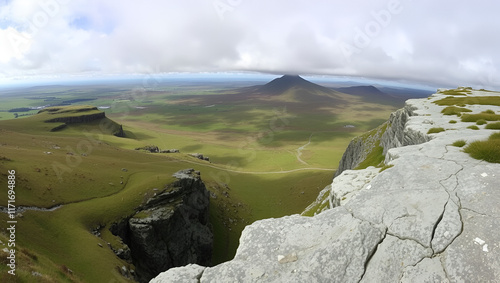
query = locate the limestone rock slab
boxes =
[400,257,450,283]
[150,264,205,283]
[361,235,433,282]
[201,208,385,283]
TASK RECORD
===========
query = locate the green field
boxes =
[0,80,399,282]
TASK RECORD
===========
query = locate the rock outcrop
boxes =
[135,146,180,153]
[111,169,212,283]
[113,124,126,137]
[152,89,500,282]
[135,145,160,153]
[333,122,386,177]
[189,153,210,162]
[335,104,430,177]
[161,149,180,153]
[379,105,430,156]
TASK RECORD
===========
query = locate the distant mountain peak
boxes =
[281,74,302,79]
[258,74,320,95]
[277,74,306,82]
[249,74,343,102]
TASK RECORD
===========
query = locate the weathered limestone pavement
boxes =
[152,89,500,282]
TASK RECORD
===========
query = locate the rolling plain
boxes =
[0,75,430,282]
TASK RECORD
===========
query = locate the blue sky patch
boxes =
[70,16,91,30]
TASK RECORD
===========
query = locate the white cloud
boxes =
[0,27,33,63]
[0,0,500,89]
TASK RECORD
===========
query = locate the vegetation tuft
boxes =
[427,127,445,134]
[451,140,466,147]
[461,111,500,122]
[441,106,472,116]
[485,122,500,130]
[467,125,479,130]
[449,120,457,124]
[476,119,487,125]
[464,133,500,163]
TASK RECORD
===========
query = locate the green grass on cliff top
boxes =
[486,122,500,129]
[427,127,446,134]
[451,140,467,147]
[461,111,500,122]
[464,133,500,163]
[441,106,472,116]
[434,96,500,106]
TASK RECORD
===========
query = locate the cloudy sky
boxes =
[0,0,499,89]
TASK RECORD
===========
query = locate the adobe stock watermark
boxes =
[6,170,17,276]
[209,107,290,186]
[7,0,68,58]
[213,0,243,20]
[339,0,408,60]
[52,72,162,182]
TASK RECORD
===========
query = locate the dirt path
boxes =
[177,157,335,175]
[0,153,335,214]
[296,133,314,165]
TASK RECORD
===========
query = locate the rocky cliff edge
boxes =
[152,88,500,282]
[111,169,212,283]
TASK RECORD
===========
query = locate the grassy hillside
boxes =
[0,80,399,281]
[0,105,334,281]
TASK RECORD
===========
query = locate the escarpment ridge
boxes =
[152,88,500,282]
[37,105,126,136]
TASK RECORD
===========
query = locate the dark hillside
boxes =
[257,75,336,95]
[334,85,405,106]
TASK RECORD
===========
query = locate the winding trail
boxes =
[176,158,335,175]
[0,154,335,214]
[296,133,314,165]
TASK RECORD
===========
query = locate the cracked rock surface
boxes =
[152,89,500,282]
